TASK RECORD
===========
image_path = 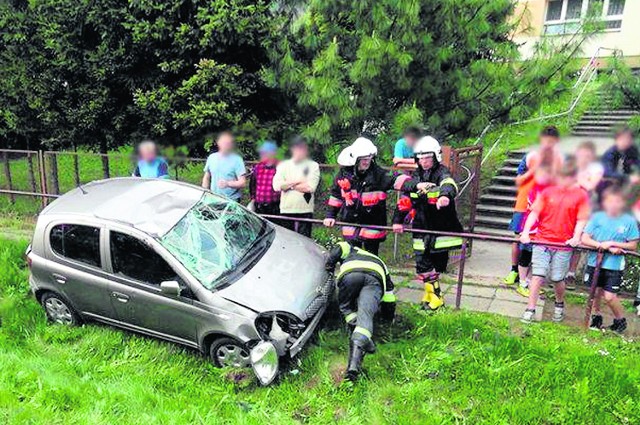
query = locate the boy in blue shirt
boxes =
[581,186,640,333]
[393,126,422,171]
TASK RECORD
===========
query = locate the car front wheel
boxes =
[209,337,251,368]
[41,292,80,326]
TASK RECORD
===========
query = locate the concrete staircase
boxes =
[474,150,526,236]
[572,109,638,137]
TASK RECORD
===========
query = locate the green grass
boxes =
[1,237,640,424]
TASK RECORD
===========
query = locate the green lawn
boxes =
[1,237,639,424]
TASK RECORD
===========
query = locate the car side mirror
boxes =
[160,280,181,296]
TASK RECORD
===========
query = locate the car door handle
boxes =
[111,292,130,303]
[52,273,67,284]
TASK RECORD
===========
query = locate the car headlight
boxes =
[250,341,279,386]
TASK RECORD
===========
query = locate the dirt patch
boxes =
[330,363,346,386]
[542,299,640,336]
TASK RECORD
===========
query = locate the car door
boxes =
[46,222,117,320]
[105,229,199,346]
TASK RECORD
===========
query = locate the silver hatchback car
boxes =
[27,178,332,384]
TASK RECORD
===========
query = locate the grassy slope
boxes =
[1,238,639,424]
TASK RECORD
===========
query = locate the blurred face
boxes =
[217,134,234,154]
[557,174,576,187]
[418,155,434,170]
[539,135,559,151]
[404,134,418,147]
[139,143,157,162]
[357,156,373,170]
[575,147,595,169]
[615,132,634,151]
[259,150,276,162]
[603,193,625,216]
[291,144,308,161]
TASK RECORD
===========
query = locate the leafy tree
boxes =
[268,0,594,149]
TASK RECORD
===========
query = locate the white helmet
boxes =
[337,137,378,167]
[413,136,442,162]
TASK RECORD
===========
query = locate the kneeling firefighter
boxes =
[324,137,414,255]
[393,136,463,311]
[325,241,396,381]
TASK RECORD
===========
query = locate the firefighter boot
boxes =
[420,272,444,311]
[345,341,366,381]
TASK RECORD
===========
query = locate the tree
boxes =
[0,0,287,152]
[268,0,594,149]
[602,54,640,132]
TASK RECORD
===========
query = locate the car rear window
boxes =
[50,224,101,268]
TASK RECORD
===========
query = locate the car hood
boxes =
[217,226,329,320]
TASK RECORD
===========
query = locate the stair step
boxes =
[573,125,620,131]
[476,205,513,217]
[479,194,516,206]
[492,175,516,185]
[475,215,511,229]
[486,185,517,195]
[578,118,632,124]
[472,225,513,237]
[507,150,528,159]
[498,166,519,176]
[572,130,614,136]
[504,158,523,167]
[581,112,638,118]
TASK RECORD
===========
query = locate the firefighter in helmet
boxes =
[392,136,463,311]
[325,241,396,381]
[324,136,416,255]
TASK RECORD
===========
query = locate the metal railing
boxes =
[260,214,637,329]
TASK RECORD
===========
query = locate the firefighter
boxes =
[325,241,396,381]
[393,136,463,311]
[323,137,416,255]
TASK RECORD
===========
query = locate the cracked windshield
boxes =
[159,194,268,289]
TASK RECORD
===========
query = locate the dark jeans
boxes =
[255,202,282,226]
[281,212,313,238]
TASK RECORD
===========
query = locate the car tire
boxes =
[40,292,81,326]
[209,337,251,368]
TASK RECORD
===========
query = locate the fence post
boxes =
[584,251,604,328]
[455,239,468,309]
[73,152,80,186]
[26,151,37,198]
[49,153,60,195]
[2,151,15,204]
[38,150,48,208]
[102,154,110,179]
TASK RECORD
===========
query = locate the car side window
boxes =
[50,224,101,268]
[110,231,178,286]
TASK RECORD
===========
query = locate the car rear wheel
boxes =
[41,292,80,326]
[209,337,251,368]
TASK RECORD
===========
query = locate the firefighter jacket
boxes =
[326,163,412,241]
[393,163,463,234]
[326,242,396,303]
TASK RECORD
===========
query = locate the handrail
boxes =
[260,213,634,327]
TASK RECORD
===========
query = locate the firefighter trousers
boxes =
[338,272,383,337]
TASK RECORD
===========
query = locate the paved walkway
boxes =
[393,275,544,321]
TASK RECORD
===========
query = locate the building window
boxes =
[543,0,625,35]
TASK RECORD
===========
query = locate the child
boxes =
[565,141,605,290]
[599,127,640,198]
[520,158,590,323]
[515,164,554,298]
[504,126,564,285]
[582,186,639,333]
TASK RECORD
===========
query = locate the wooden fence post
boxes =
[38,150,48,208]
[27,151,37,197]
[49,153,60,195]
[2,151,15,203]
[102,154,110,179]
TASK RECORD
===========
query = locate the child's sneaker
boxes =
[589,314,603,330]
[516,285,530,298]
[609,318,627,334]
[552,303,565,322]
[503,270,519,285]
[520,309,535,324]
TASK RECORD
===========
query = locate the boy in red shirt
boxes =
[520,158,590,323]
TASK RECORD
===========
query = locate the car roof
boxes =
[41,178,205,237]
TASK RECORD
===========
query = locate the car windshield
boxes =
[159,193,271,289]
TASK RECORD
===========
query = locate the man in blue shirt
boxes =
[581,186,640,333]
[393,126,422,170]
[201,131,246,201]
[133,140,169,179]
